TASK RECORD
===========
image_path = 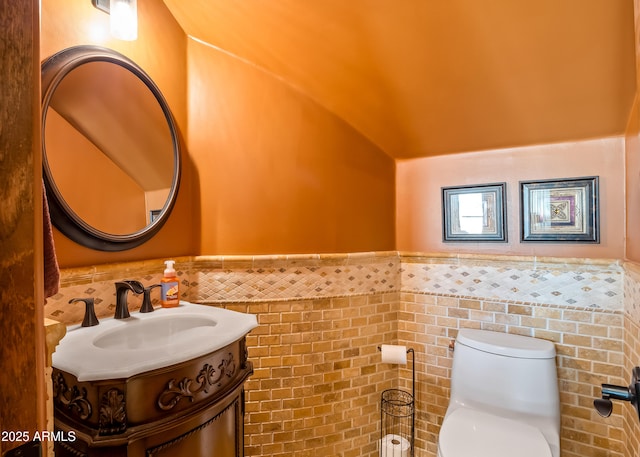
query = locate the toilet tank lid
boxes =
[456,329,556,359]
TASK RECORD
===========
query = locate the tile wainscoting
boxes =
[44,253,400,324]
[624,263,640,457]
[399,253,627,457]
[45,252,638,457]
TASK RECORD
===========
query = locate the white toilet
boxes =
[437,329,560,457]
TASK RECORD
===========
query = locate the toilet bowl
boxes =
[437,409,552,457]
[437,329,560,457]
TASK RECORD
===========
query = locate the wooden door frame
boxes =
[0,0,47,454]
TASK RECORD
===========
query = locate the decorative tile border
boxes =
[190,253,399,303]
[45,253,401,324]
[401,253,623,311]
[46,252,625,325]
[624,262,640,323]
[45,257,190,324]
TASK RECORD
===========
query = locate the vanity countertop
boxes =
[52,302,257,381]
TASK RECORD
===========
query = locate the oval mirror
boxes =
[41,45,181,251]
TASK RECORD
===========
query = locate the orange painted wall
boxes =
[626,99,640,262]
[187,39,395,254]
[41,0,193,267]
[626,0,640,263]
[41,0,395,265]
[396,138,625,259]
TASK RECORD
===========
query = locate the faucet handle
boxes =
[69,297,99,327]
[140,284,162,313]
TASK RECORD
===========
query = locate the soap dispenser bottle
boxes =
[160,260,180,308]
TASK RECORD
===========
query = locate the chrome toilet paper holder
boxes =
[594,366,640,422]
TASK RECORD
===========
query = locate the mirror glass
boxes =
[42,46,181,251]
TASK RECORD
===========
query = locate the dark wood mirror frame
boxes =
[41,45,181,251]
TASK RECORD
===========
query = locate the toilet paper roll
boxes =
[380,433,410,457]
[380,344,407,364]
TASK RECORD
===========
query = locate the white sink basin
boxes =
[53,302,258,381]
[93,315,218,350]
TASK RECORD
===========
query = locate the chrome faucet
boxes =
[114,280,144,319]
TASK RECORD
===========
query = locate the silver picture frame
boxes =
[520,176,599,243]
[442,183,507,242]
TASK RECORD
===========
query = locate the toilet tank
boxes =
[449,329,559,420]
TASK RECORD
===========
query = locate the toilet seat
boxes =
[439,408,552,457]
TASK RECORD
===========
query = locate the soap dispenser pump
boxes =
[160,260,179,308]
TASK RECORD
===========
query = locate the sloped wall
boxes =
[187,39,395,255]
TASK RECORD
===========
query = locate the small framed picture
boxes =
[442,183,507,242]
[150,209,162,223]
[520,176,599,243]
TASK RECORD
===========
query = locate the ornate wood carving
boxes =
[54,338,252,456]
[99,388,127,435]
[157,353,236,411]
[53,372,92,420]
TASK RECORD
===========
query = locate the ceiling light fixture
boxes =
[91,0,138,41]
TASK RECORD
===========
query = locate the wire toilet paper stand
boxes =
[379,347,415,457]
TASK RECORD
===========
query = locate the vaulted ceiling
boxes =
[163,0,637,159]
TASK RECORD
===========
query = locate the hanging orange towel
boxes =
[43,183,60,299]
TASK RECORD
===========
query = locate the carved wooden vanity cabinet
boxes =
[52,338,252,457]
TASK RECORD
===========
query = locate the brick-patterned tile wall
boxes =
[398,293,625,457]
[223,293,400,457]
[47,253,637,457]
[624,263,640,457]
[623,317,640,457]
